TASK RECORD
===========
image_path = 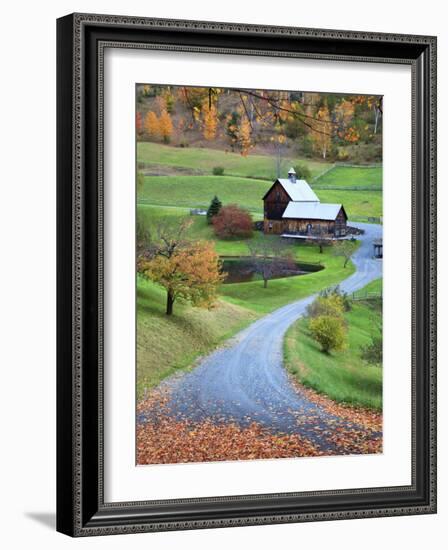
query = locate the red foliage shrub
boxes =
[212,204,253,239]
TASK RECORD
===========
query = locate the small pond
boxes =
[221,257,323,284]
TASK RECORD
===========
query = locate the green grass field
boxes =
[317,189,382,219]
[137,141,328,180]
[284,288,383,410]
[139,175,270,214]
[138,175,382,220]
[312,166,382,189]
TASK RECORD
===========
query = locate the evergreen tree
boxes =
[206,195,222,224]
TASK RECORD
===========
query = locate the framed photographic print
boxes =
[56,13,437,536]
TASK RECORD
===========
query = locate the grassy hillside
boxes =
[138,176,382,220]
[137,277,258,398]
[317,189,382,219]
[313,166,382,189]
[137,141,329,180]
[139,175,270,214]
[284,289,383,410]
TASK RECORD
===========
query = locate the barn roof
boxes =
[282,202,344,221]
[276,178,320,202]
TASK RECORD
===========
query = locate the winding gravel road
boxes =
[139,223,383,451]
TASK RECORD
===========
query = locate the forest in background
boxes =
[136,85,382,165]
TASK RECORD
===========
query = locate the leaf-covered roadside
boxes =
[136,388,382,465]
[137,419,321,465]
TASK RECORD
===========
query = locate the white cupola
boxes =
[287,167,297,183]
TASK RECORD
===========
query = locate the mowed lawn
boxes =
[317,189,382,219]
[139,175,270,214]
[137,141,329,180]
[312,166,382,189]
[139,175,382,220]
[284,290,383,410]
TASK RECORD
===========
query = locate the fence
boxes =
[351,291,382,301]
[312,185,382,191]
[349,215,382,224]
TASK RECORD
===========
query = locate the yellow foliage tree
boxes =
[202,102,218,140]
[141,241,224,315]
[238,117,252,156]
[311,102,332,159]
[159,109,173,143]
[144,111,160,138]
[309,315,347,353]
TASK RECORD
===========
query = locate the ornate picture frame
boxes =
[56,13,437,536]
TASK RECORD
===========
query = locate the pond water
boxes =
[221,257,323,284]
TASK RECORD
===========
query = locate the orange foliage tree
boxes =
[144,111,160,138]
[212,204,253,239]
[141,240,224,315]
[159,109,173,143]
[136,112,143,136]
[238,117,252,156]
[202,101,218,141]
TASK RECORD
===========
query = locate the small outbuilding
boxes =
[373,238,383,258]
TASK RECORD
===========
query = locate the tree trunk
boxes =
[263,278,268,288]
[344,257,349,268]
[166,290,174,315]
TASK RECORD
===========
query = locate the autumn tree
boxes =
[159,109,173,143]
[206,195,222,224]
[309,315,347,354]
[202,101,218,141]
[248,238,294,288]
[144,111,160,138]
[332,240,355,268]
[212,204,253,239]
[306,293,345,319]
[138,219,223,315]
[136,112,143,136]
[141,241,223,315]
[334,100,355,130]
[154,95,167,114]
[311,101,332,159]
[307,292,348,354]
[238,117,252,156]
[136,85,381,161]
